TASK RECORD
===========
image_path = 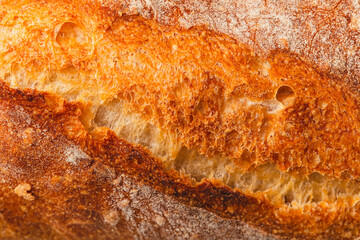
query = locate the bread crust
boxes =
[113,0,360,95]
[0,81,358,239]
[1,0,359,179]
[0,82,274,239]
[0,0,360,239]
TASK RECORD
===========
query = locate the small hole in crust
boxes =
[55,22,92,57]
[276,86,295,106]
[284,191,294,204]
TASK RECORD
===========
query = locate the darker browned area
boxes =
[0,0,360,239]
[0,82,272,239]
[0,82,359,239]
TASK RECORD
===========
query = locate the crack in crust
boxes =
[0,0,360,239]
[0,0,359,179]
[0,81,359,239]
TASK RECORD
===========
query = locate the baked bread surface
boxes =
[0,0,360,239]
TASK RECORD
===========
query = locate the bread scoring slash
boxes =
[0,0,359,239]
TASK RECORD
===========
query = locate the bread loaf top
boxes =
[0,0,360,239]
[1,0,359,178]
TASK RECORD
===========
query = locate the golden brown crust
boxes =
[0,82,274,239]
[113,0,360,95]
[1,0,359,179]
[0,78,359,239]
[0,0,360,239]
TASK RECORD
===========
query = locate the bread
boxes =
[0,0,360,239]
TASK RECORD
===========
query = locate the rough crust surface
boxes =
[114,0,360,94]
[1,0,359,179]
[0,78,359,239]
[0,0,360,239]
[0,82,276,239]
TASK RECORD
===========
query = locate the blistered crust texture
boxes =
[115,0,360,94]
[0,76,358,239]
[0,83,276,239]
[1,0,359,179]
[0,0,360,239]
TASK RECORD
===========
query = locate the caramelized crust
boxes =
[0,79,358,239]
[0,82,274,239]
[115,0,360,95]
[0,0,360,239]
[0,0,359,178]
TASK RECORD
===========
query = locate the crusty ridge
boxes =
[1,0,360,211]
[1,0,359,179]
[0,82,276,239]
[114,0,360,97]
[0,77,358,239]
[1,0,360,239]
[95,98,360,208]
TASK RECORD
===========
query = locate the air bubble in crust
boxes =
[275,86,295,106]
[55,22,92,59]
